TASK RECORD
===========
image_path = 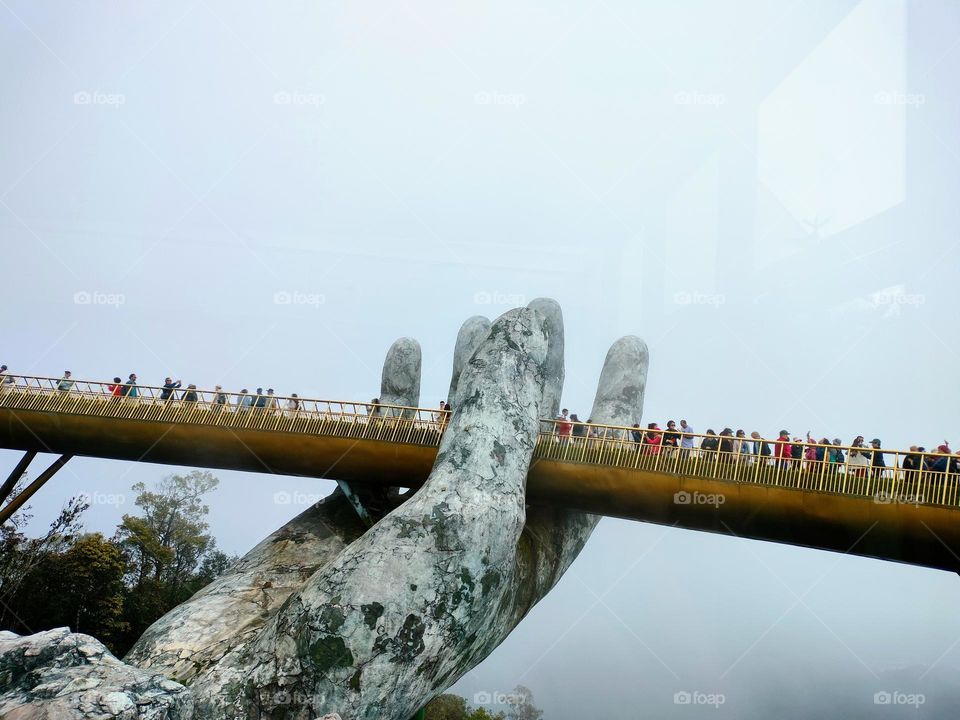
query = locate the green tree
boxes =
[0,483,87,629]
[468,708,506,720]
[5,533,128,653]
[114,471,225,650]
[424,694,470,720]
[117,470,219,596]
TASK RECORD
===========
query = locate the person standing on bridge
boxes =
[0,365,13,391]
[774,430,792,469]
[266,389,278,414]
[700,429,719,459]
[869,438,886,479]
[121,373,138,398]
[212,385,228,409]
[253,388,266,410]
[643,422,662,455]
[848,436,870,478]
[570,414,587,444]
[56,370,74,392]
[237,389,252,411]
[160,378,182,402]
[442,402,452,433]
[556,409,573,443]
[107,377,123,397]
[679,420,696,455]
[284,393,301,418]
[830,439,845,468]
[663,421,681,457]
[182,384,199,403]
[751,431,771,464]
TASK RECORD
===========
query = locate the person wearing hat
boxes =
[774,430,792,469]
[57,370,74,392]
[829,438,845,466]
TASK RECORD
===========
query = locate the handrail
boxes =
[1,373,958,508]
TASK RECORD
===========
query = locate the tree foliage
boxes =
[0,471,235,656]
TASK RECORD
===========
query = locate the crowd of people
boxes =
[0,366,308,415]
[2,366,956,476]
[550,408,960,474]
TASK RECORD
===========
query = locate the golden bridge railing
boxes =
[535,421,960,509]
[0,374,447,447]
[1,374,958,508]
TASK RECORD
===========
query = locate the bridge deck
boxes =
[1,376,959,573]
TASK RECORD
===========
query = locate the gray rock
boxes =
[0,628,192,719]
[379,337,421,413]
[446,315,490,406]
[125,492,368,684]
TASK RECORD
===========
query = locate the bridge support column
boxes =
[0,450,37,505]
[0,454,72,525]
[335,480,373,527]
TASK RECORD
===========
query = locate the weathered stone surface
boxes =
[527,298,564,418]
[0,628,193,719]
[190,307,552,719]
[125,492,368,684]
[446,315,490,406]
[589,336,649,430]
[378,337,421,411]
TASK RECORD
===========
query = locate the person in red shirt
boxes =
[556,408,573,443]
[643,422,663,455]
[107,376,123,397]
[774,430,792,469]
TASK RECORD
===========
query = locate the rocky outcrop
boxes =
[0,628,192,719]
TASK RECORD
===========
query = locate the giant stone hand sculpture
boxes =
[0,299,648,720]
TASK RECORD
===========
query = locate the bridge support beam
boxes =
[0,450,37,506]
[0,454,72,525]
[335,480,373,527]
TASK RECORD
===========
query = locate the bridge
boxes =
[1,374,959,573]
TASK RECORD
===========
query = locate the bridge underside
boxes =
[3,407,959,574]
